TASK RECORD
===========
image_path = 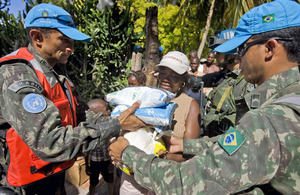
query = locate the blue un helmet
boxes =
[208,29,237,67]
[208,28,236,54]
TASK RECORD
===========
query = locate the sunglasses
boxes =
[237,37,294,57]
[30,15,75,27]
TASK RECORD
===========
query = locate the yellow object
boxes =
[154,139,167,156]
[120,139,167,175]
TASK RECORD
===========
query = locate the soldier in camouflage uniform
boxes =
[0,3,143,195]
[204,29,255,137]
[109,0,300,194]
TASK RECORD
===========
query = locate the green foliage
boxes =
[0,9,27,56]
[121,0,157,47]
[223,0,272,28]
[157,5,180,52]
[158,1,212,56]
[59,0,140,101]
[124,0,221,57]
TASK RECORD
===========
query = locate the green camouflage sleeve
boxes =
[0,63,120,162]
[183,135,222,155]
[122,108,282,194]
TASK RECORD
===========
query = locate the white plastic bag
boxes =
[111,102,178,127]
[105,86,175,108]
[120,127,166,175]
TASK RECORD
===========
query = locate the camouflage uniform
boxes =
[0,45,120,176]
[204,68,254,137]
[0,44,121,161]
[121,66,300,194]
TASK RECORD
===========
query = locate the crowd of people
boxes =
[0,0,299,194]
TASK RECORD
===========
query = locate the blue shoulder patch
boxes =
[22,93,46,113]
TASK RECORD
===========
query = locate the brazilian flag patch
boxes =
[262,14,275,23]
[218,126,245,155]
[42,11,48,17]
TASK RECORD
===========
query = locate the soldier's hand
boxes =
[169,136,184,153]
[117,101,146,131]
[109,136,129,167]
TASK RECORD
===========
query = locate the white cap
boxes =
[200,58,207,63]
[157,51,189,75]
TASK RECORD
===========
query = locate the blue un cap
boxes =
[215,0,300,53]
[25,3,91,42]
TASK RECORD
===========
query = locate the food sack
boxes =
[105,86,175,108]
[111,102,178,127]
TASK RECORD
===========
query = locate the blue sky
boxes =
[6,0,26,17]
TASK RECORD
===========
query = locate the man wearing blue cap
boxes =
[0,3,144,194]
[109,0,300,194]
[204,28,255,137]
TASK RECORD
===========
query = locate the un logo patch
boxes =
[22,94,47,113]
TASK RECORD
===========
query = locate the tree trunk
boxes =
[143,6,159,87]
[197,0,216,59]
[131,52,143,71]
